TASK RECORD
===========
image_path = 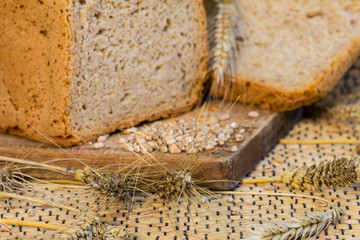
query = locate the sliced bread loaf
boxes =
[0,0,208,146]
[212,0,360,111]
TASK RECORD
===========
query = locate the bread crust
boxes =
[0,0,73,142]
[1,0,208,146]
[221,35,360,111]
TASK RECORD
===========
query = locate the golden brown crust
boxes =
[0,0,73,138]
[221,35,360,112]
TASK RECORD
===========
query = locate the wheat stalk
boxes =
[0,218,69,231]
[252,207,342,240]
[0,192,80,213]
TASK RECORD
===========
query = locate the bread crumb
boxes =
[248,111,259,118]
[239,128,246,134]
[94,142,105,149]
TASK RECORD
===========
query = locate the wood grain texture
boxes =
[0,101,302,190]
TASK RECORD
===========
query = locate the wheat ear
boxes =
[252,207,342,240]
[210,0,234,98]
[62,211,129,240]
[326,104,360,121]
[0,156,146,201]
[241,156,360,190]
[323,90,360,121]
[217,191,342,240]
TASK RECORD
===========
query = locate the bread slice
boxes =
[0,0,208,146]
[213,0,360,111]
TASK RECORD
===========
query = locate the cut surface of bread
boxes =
[0,0,208,146]
[214,0,360,111]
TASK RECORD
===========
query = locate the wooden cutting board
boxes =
[0,101,302,190]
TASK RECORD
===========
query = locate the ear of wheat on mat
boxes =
[240,155,360,190]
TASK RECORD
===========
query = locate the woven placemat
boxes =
[0,62,359,239]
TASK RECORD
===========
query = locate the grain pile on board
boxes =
[118,112,247,154]
[0,0,208,146]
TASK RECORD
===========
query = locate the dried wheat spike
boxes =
[210,0,236,98]
[282,156,360,190]
[0,164,29,191]
[152,160,212,203]
[63,212,129,240]
[0,165,15,191]
[74,167,139,201]
[325,91,360,120]
[253,207,342,240]
[327,104,360,120]
[212,0,232,78]
[154,169,194,202]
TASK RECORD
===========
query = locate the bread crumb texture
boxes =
[218,0,360,111]
[0,0,208,146]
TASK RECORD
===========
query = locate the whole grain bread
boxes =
[211,0,360,111]
[0,0,208,146]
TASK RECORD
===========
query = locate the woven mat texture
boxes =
[0,62,360,239]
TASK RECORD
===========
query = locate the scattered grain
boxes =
[169,144,181,154]
[230,122,238,128]
[235,134,244,142]
[97,135,109,142]
[248,111,260,118]
[93,142,105,149]
[231,146,238,152]
[220,114,231,121]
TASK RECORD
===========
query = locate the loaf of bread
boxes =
[0,0,208,146]
[212,0,360,111]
